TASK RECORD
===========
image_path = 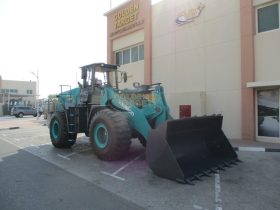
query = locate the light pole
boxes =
[30,71,39,120]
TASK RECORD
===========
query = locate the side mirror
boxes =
[133,82,141,88]
[122,72,127,83]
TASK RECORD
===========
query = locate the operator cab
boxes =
[79,63,127,104]
[79,63,127,89]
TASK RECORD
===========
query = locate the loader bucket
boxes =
[146,115,239,184]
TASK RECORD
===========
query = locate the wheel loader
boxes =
[49,63,239,184]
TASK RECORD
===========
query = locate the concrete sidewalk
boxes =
[230,139,280,152]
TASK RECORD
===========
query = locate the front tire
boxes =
[49,112,76,148]
[89,109,131,160]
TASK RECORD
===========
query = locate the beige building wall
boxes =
[253,0,280,82]
[2,80,36,95]
[118,61,145,89]
[113,30,145,89]
[152,0,242,138]
[1,80,36,105]
[168,91,206,118]
[254,28,280,82]
[113,30,144,51]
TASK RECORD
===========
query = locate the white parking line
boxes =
[101,154,143,181]
[30,144,40,148]
[38,143,52,146]
[193,204,208,210]
[57,154,73,160]
[57,149,91,160]
[215,171,222,210]
[0,136,52,151]
[101,171,125,181]
[0,137,24,149]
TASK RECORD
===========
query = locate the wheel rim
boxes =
[51,120,59,140]
[93,123,108,149]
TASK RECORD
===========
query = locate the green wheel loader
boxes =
[48,63,239,184]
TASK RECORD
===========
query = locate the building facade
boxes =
[105,0,280,143]
[0,76,37,114]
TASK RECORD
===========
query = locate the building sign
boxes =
[110,2,144,37]
[176,3,205,25]
[114,3,139,29]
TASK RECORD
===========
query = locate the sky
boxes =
[0,0,129,98]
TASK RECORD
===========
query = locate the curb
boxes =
[0,127,20,131]
[234,147,280,152]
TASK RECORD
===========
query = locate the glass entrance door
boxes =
[257,89,280,139]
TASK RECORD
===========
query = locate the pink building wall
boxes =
[240,0,256,141]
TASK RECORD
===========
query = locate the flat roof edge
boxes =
[247,80,280,88]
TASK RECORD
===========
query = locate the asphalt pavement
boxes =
[0,140,143,210]
[0,116,280,210]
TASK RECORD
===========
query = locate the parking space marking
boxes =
[215,171,222,210]
[57,148,92,160]
[57,153,73,160]
[0,137,24,150]
[38,143,52,146]
[30,144,40,148]
[14,138,21,142]
[0,135,52,151]
[101,154,143,181]
[101,171,125,181]
[193,204,208,210]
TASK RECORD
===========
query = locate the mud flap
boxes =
[146,115,239,184]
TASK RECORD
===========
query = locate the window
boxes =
[1,89,18,94]
[257,3,279,33]
[115,43,144,66]
[116,51,122,65]
[139,44,144,60]
[131,46,139,62]
[3,89,9,93]
[27,90,33,94]
[123,48,130,65]
[10,89,18,93]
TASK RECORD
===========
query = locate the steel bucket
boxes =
[146,115,239,184]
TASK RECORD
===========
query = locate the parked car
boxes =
[10,106,42,118]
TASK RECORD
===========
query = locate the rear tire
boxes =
[18,113,24,118]
[49,112,76,148]
[89,109,131,160]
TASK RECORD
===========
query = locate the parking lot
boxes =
[0,116,280,210]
